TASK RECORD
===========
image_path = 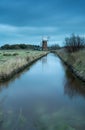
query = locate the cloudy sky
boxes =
[0,0,85,46]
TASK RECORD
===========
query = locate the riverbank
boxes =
[53,49,85,82]
[0,50,48,81]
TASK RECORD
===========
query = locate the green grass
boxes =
[0,50,48,81]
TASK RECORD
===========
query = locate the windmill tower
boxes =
[42,36,49,51]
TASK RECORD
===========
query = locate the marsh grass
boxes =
[34,106,85,130]
[18,108,27,128]
[55,49,85,81]
[0,109,27,130]
[0,50,48,81]
[0,97,27,130]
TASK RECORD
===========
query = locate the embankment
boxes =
[0,50,48,81]
[53,49,85,82]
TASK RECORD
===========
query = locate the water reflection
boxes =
[64,68,85,98]
[0,53,85,130]
[41,56,47,72]
[42,56,47,64]
[0,66,31,91]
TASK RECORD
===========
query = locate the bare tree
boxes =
[64,34,85,52]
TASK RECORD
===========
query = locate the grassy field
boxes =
[0,50,48,81]
[54,49,85,81]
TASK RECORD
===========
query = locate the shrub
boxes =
[3,53,11,56]
[12,53,19,56]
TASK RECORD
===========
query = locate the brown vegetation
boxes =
[0,50,48,81]
[54,49,85,82]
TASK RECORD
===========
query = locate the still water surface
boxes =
[0,53,85,130]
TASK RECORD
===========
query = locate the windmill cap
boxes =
[42,37,48,41]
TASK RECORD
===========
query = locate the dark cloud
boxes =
[0,0,85,45]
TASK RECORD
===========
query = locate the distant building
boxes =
[42,39,48,51]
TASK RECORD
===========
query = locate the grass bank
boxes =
[0,50,48,81]
[53,49,85,82]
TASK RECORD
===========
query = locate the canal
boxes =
[0,53,85,130]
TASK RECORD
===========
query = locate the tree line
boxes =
[48,44,60,50]
[64,34,85,52]
[0,44,40,50]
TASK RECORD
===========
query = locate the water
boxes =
[0,53,85,130]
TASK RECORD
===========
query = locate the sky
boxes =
[0,0,85,46]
